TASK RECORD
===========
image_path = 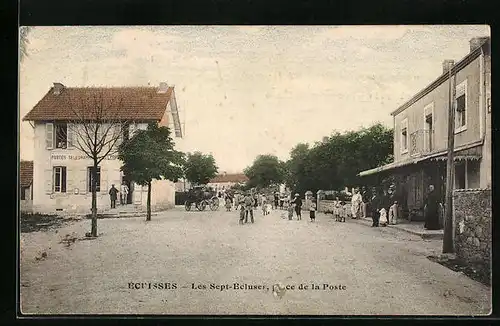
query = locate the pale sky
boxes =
[19,25,490,173]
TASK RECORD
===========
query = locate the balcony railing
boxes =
[410,129,434,157]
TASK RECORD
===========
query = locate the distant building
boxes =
[22,82,183,214]
[175,179,192,192]
[207,173,249,192]
[359,37,491,221]
[20,160,33,213]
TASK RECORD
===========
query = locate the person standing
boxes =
[120,182,129,205]
[291,193,302,220]
[244,192,255,223]
[351,188,363,219]
[233,192,240,210]
[309,198,317,222]
[333,196,341,221]
[261,194,268,215]
[109,184,119,209]
[423,184,441,230]
[368,187,381,227]
[274,192,279,210]
[225,194,232,212]
[387,184,398,225]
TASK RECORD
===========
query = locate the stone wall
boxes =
[454,189,491,269]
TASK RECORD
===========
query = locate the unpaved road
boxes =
[20,207,491,315]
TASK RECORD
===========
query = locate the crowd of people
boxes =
[218,190,319,224]
[203,182,441,231]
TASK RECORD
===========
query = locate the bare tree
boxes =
[60,88,140,237]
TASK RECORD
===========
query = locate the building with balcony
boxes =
[358,37,491,221]
[22,82,183,214]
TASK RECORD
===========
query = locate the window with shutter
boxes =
[455,80,467,132]
[55,123,68,149]
[46,123,54,149]
[67,167,75,193]
[79,169,87,194]
[87,166,101,192]
[44,169,53,194]
[67,124,74,149]
[53,166,67,193]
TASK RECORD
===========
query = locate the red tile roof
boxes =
[23,85,174,121]
[20,161,33,188]
[209,174,249,183]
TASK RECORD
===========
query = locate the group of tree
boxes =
[243,154,287,191]
[243,123,393,196]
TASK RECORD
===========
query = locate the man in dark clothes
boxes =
[424,184,441,230]
[109,184,119,209]
[274,192,279,210]
[368,187,381,227]
[291,193,302,220]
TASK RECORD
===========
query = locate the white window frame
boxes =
[53,166,67,193]
[54,122,68,149]
[454,79,468,134]
[400,118,409,154]
[423,102,434,152]
[87,166,101,192]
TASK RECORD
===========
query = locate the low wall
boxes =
[317,199,352,216]
[454,189,491,270]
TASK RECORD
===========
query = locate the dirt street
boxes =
[20,207,491,315]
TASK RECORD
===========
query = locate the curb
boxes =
[343,215,443,240]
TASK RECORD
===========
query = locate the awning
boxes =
[358,158,420,177]
[359,141,483,177]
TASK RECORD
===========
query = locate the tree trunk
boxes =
[91,163,98,237]
[146,180,152,221]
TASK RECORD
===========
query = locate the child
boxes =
[288,202,294,220]
[309,198,317,222]
[339,201,346,222]
[239,204,246,225]
[333,197,340,221]
[379,207,388,226]
[261,195,268,215]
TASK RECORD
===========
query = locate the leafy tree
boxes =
[285,123,393,195]
[118,123,184,221]
[184,152,218,186]
[284,143,310,191]
[244,154,285,190]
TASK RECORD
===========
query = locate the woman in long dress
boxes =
[424,185,441,230]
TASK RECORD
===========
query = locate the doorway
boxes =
[122,174,134,204]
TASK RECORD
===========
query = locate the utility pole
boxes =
[443,62,456,253]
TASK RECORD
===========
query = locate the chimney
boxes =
[158,82,168,93]
[469,36,490,53]
[53,82,65,95]
[442,60,454,75]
